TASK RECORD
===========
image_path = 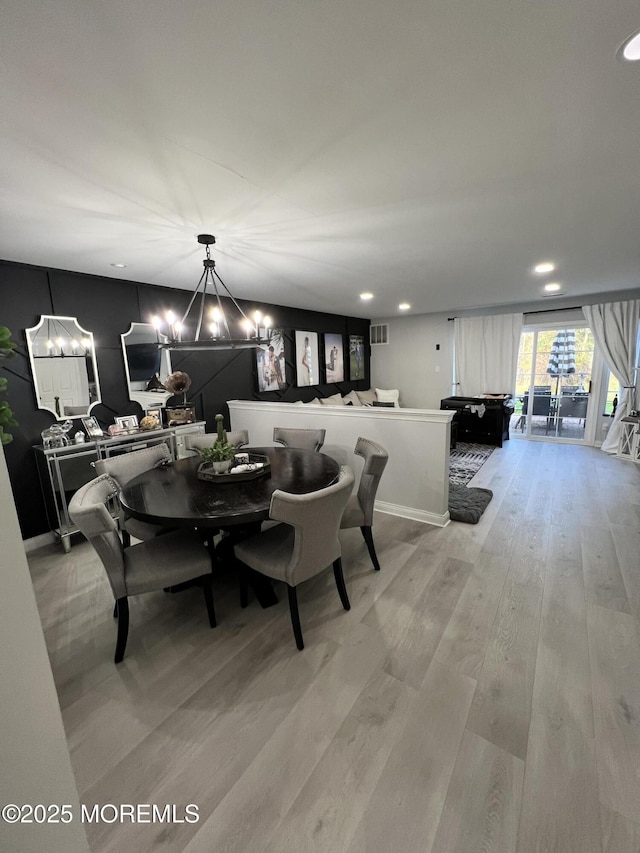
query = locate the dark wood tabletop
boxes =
[119,446,341,529]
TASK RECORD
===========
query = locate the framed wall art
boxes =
[256,329,287,392]
[349,335,365,381]
[295,331,320,387]
[324,333,344,383]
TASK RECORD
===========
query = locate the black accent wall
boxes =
[1,259,370,539]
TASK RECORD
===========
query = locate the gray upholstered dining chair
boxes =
[186,430,249,452]
[234,465,354,650]
[340,437,388,571]
[273,427,326,452]
[94,443,172,546]
[68,474,216,663]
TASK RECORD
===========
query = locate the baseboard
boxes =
[23,531,56,553]
[374,500,450,527]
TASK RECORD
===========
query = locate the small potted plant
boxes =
[199,414,236,473]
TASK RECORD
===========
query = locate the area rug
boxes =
[449,442,495,486]
[448,482,493,524]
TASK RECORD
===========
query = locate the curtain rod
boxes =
[447,305,583,321]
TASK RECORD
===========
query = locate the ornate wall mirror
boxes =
[25,315,102,419]
[120,323,172,410]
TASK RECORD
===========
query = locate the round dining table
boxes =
[118,446,341,609]
[119,446,341,529]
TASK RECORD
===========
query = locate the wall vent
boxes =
[370,324,389,345]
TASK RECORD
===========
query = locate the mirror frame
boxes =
[25,315,102,420]
[120,322,172,408]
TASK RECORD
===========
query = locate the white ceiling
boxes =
[2,1,640,320]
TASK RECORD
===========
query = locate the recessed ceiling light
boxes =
[398,302,411,311]
[533,262,555,274]
[111,263,127,268]
[360,292,374,301]
[544,282,562,292]
[618,28,640,62]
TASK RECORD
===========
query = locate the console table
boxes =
[440,396,513,447]
[34,421,205,551]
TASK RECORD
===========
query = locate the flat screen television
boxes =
[126,343,162,382]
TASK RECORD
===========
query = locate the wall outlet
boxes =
[435,365,440,373]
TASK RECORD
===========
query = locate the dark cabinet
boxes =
[440,396,513,447]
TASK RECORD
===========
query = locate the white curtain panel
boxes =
[582,300,640,453]
[454,313,523,397]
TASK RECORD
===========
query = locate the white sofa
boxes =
[294,387,401,408]
[228,399,454,526]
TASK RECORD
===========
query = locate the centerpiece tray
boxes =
[197,453,271,484]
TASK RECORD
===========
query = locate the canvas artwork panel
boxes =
[256,329,287,392]
[349,335,365,380]
[324,333,344,383]
[295,331,320,386]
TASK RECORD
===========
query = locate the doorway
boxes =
[511,325,598,442]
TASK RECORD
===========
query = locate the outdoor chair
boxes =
[273,427,326,451]
[340,437,389,571]
[94,443,172,546]
[68,474,216,663]
[519,390,553,433]
[233,465,354,650]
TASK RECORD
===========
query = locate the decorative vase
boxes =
[211,460,232,474]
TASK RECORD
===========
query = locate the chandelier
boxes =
[154,234,272,351]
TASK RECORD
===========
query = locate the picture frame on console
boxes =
[81,416,103,438]
[115,415,139,431]
[144,408,163,427]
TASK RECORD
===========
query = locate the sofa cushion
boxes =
[320,393,345,406]
[355,388,377,406]
[342,390,362,406]
[376,388,400,407]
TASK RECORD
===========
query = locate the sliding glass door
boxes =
[511,325,598,442]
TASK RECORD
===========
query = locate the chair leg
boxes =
[333,558,351,611]
[239,563,250,609]
[201,574,216,628]
[113,600,118,618]
[122,529,131,549]
[360,525,381,571]
[114,597,129,664]
[287,585,304,650]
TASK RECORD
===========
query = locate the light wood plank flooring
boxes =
[28,439,640,852]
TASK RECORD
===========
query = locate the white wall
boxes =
[229,400,453,526]
[0,447,89,853]
[370,289,640,410]
[370,311,454,409]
